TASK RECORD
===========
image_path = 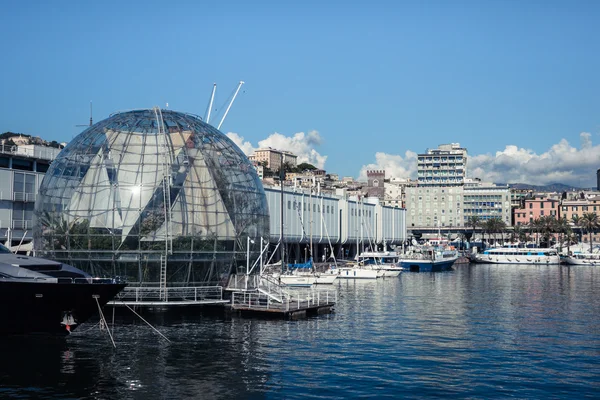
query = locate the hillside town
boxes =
[1,132,599,249]
[246,143,600,245]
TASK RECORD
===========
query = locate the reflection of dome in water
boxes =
[34,108,269,284]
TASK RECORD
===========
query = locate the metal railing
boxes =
[231,286,337,311]
[115,285,224,303]
[0,144,61,161]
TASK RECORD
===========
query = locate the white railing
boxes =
[0,144,61,161]
[115,285,224,303]
[231,287,337,311]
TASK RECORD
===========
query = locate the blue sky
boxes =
[1,0,599,186]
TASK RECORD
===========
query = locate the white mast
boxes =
[217,80,244,130]
[205,83,216,124]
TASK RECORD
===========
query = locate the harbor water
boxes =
[2,263,600,399]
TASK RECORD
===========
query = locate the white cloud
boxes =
[226,132,255,156]
[359,132,600,187]
[226,130,328,169]
[358,151,418,181]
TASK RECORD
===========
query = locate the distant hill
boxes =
[499,182,585,192]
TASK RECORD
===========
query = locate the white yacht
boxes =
[472,247,560,265]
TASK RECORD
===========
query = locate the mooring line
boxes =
[125,304,171,343]
[95,296,116,348]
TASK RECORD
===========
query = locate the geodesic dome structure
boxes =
[34,108,269,285]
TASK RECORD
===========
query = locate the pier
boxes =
[229,289,336,319]
[226,274,337,319]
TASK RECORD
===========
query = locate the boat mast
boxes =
[279,153,285,272]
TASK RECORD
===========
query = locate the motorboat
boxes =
[471,246,560,265]
[398,246,458,272]
[0,243,126,335]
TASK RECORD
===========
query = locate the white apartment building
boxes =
[417,143,467,186]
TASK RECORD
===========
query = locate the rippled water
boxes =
[2,264,600,399]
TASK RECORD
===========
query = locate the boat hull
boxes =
[314,274,338,284]
[563,256,600,266]
[277,275,315,287]
[399,259,456,272]
[0,281,127,335]
[474,255,561,265]
[335,268,379,279]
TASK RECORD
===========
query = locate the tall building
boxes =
[597,168,600,191]
[406,144,510,229]
[417,143,467,186]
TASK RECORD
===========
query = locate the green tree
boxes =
[572,214,583,242]
[296,162,317,171]
[579,213,600,253]
[555,216,571,253]
[466,216,480,245]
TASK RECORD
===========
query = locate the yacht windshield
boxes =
[0,244,11,254]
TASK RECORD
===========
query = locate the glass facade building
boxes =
[33,109,269,286]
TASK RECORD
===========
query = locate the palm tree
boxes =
[466,216,480,245]
[528,218,543,247]
[555,216,571,253]
[538,215,558,248]
[511,224,527,244]
[579,213,600,253]
[572,214,583,243]
[485,217,506,246]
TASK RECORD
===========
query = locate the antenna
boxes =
[205,83,216,124]
[75,101,93,128]
[217,80,244,130]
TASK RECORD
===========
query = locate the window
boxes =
[13,172,35,195]
[287,200,291,209]
[12,158,33,171]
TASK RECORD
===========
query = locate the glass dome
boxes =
[34,108,269,286]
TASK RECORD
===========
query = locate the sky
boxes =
[1,0,599,187]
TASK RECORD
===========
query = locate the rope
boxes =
[95,296,116,348]
[125,305,171,343]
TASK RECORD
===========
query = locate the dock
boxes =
[227,275,337,319]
